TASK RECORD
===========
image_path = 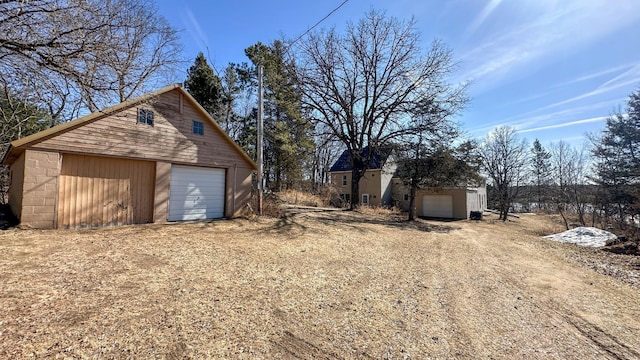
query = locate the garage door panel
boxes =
[58,155,155,228]
[168,165,225,221]
[422,194,453,218]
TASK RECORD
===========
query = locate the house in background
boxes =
[2,84,256,229]
[328,146,486,218]
[329,147,396,207]
[392,178,487,219]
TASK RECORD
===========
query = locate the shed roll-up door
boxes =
[422,195,453,218]
[169,165,225,221]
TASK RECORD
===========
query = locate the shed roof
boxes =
[329,147,392,172]
[2,84,257,170]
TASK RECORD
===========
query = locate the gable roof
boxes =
[2,84,257,170]
[329,146,393,172]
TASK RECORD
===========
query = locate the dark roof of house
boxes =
[329,146,392,172]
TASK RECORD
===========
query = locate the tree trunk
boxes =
[499,187,509,221]
[500,208,508,221]
[558,204,569,230]
[350,168,362,210]
[408,180,417,221]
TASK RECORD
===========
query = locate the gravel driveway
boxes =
[1,210,638,359]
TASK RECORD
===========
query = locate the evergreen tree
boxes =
[530,139,551,209]
[1,89,52,201]
[244,41,314,190]
[220,64,241,135]
[591,87,640,233]
[184,53,224,121]
[0,90,52,155]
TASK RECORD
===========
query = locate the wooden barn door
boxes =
[58,154,155,228]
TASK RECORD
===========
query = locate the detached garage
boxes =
[2,84,256,229]
[417,187,487,219]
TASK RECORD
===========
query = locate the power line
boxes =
[288,0,350,50]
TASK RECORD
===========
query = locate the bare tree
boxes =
[550,141,590,229]
[311,123,342,191]
[481,126,528,221]
[0,0,182,121]
[295,9,467,209]
[85,0,182,110]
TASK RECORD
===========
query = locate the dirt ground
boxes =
[1,210,639,359]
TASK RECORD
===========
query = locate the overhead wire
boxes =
[286,0,350,52]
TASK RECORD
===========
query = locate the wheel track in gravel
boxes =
[427,224,640,359]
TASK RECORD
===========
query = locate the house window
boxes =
[137,109,154,126]
[362,193,370,206]
[403,194,409,201]
[342,175,347,186]
[339,193,351,204]
[193,121,204,135]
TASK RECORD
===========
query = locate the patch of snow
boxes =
[543,227,617,248]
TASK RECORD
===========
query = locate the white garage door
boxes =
[422,195,453,218]
[169,165,225,221]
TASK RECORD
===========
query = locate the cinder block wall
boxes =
[8,152,26,219]
[20,150,60,229]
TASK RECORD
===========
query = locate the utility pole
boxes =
[256,65,264,215]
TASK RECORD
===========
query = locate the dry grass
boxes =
[276,190,327,208]
[1,212,639,359]
[355,205,403,220]
[519,213,571,237]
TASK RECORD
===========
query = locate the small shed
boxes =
[2,84,256,229]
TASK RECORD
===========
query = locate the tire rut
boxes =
[430,225,640,359]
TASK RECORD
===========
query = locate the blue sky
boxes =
[156,0,640,147]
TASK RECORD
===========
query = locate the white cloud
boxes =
[182,8,209,54]
[458,1,640,90]
[466,0,503,36]
[467,99,619,136]
[551,64,635,88]
[517,115,608,134]
[544,65,640,110]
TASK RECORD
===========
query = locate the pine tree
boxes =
[591,88,640,233]
[244,41,314,190]
[1,90,52,201]
[530,139,551,209]
[184,53,224,121]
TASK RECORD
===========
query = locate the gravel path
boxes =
[0,211,638,359]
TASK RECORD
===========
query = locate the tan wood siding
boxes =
[34,90,253,169]
[226,166,253,217]
[58,154,155,228]
[153,161,171,223]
